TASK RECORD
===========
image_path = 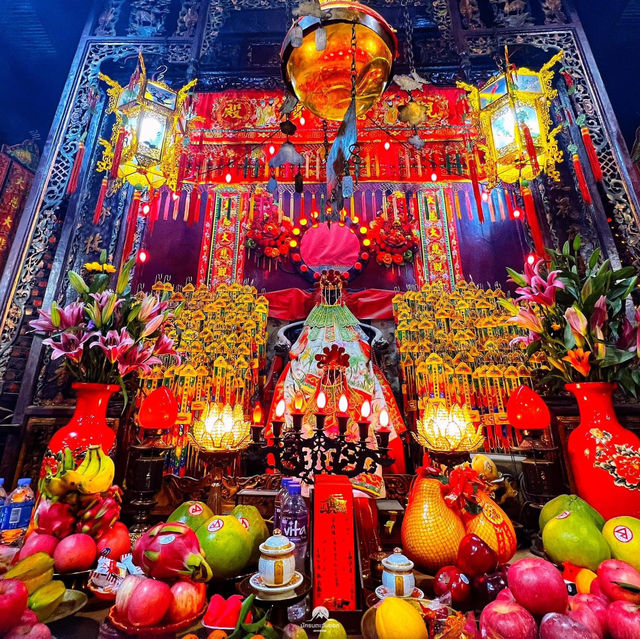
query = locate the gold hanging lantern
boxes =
[281,0,397,121]
[97,53,196,190]
[459,50,563,186]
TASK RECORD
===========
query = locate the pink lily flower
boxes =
[589,295,607,331]
[92,328,135,363]
[509,308,544,334]
[43,331,94,363]
[509,331,540,348]
[141,314,164,338]
[29,309,56,333]
[515,269,565,307]
[138,296,168,322]
[617,317,637,351]
[116,345,161,377]
[152,334,180,362]
[565,307,588,345]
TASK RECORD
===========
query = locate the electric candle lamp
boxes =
[317,390,327,411]
[358,400,372,441]
[337,393,349,437]
[315,389,327,431]
[292,391,305,433]
[251,402,264,443]
[272,399,286,439]
[377,408,391,448]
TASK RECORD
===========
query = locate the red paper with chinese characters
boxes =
[313,475,357,611]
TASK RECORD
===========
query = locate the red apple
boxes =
[457,533,498,577]
[569,594,607,635]
[539,612,599,639]
[53,533,97,572]
[166,580,206,623]
[590,577,610,602]
[4,623,52,639]
[597,560,640,604]
[496,587,516,603]
[507,557,568,615]
[18,533,58,561]
[96,522,131,560]
[434,565,472,605]
[606,600,640,639]
[127,579,172,627]
[479,600,537,639]
[0,578,28,633]
[115,574,145,617]
[568,602,602,638]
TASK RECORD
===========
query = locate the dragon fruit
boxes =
[34,497,76,539]
[76,486,122,539]
[132,522,213,582]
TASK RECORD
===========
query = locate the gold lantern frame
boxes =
[97,53,196,190]
[459,50,564,186]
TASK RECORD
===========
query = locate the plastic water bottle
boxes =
[1,478,35,546]
[0,479,6,535]
[274,477,293,531]
[280,482,308,573]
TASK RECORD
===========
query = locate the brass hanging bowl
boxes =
[281,1,398,122]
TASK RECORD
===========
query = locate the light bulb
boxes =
[527,253,536,265]
[252,403,263,424]
[338,394,348,413]
[317,390,327,410]
[294,391,304,412]
[379,408,389,428]
[430,172,438,182]
[384,141,390,151]
[300,116,306,126]
[482,191,489,202]
[225,173,232,183]
[275,399,286,418]
[513,209,521,218]
[361,400,371,419]
[269,145,275,155]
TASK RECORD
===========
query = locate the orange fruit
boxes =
[576,568,597,594]
[207,631,228,639]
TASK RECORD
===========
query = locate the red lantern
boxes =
[138,386,179,431]
[506,385,550,431]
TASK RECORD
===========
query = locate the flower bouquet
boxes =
[30,251,180,394]
[502,236,640,394]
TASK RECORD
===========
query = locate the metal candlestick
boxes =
[257,411,394,484]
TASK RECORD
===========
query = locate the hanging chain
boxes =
[401,0,416,75]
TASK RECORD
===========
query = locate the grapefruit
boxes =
[542,510,610,571]
[167,501,213,532]
[539,494,605,532]
[196,515,252,579]
[231,504,269,565]
[602,516,640,571]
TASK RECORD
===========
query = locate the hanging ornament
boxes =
[290,23,303,48]
[267,176,278,193]
[342,174,354,198]
[295,170,304,194]
[270,141,305,168]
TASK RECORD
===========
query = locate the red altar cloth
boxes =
[264,288,396,321]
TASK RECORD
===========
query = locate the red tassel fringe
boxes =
[581,126,603,182]
[522,124,540,176]
[122,191,141,260]
[92,177,108,224]
[572,154,592,205]
[522,186,545,256]
[467,151,484,223]
[66,142,85,194]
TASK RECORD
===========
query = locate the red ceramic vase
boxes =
[566,382,640,519]
[47,382,119,458]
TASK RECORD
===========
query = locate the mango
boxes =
[375,597,427,639]
[28,579,65,621]
[539,494,605,531]
[542,510,610,571]
[602,516,640,571]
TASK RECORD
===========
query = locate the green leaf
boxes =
[99,249,107,264]
[116,258,135,295]
[601,347,637,368]
[588,248,601,270]
[613,581,640,594]
[573,234,581,252]
[526,340,542,357]
[581,278,593,302]
[562,241,570,256]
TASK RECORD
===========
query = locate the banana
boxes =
[76,445,100,477]
[44,476,69,497]
[62,447,75,473]
[78,448,114,495]
[58,469,85,492]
